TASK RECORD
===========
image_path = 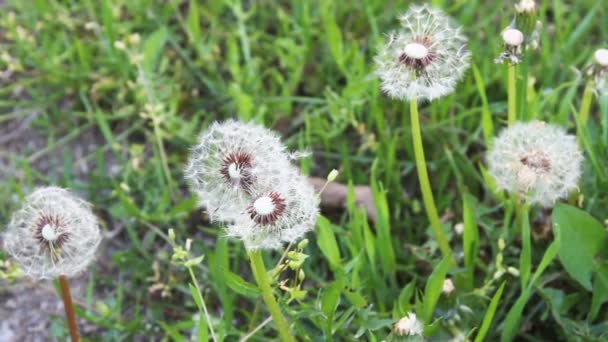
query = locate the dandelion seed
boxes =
[226,172,319,250]
[487,121,583,206]
[3,187,102,279]
[184,120,294,222]
[442,278,455,295]
[394,312,424,336]
[375,4,470,101]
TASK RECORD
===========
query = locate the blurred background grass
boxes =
[1,0,608,340]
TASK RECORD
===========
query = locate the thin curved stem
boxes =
[187,266,218,342]
[59,275,79,342]
[248,250,294,342]
[409,100,453,260]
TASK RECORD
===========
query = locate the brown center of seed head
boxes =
[219,151,255,192]
[248,192,287,226]
[34,213,70,258]
[520,151,551,173]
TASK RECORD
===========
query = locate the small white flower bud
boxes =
[114,40,127,50]
[394,312,423,336]
[442,278,455,295]
[454,222,464,235]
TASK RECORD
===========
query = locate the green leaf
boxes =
[321,277,344,336]
[395,281,416,317]
[553,203,608,290]
[142,27,168,73]
[475,282,505,342]
[184,255,205,267]
[320,2,344,73]
[462,193,479,289]
[224,271,260,299]
[370,178,396,276]
[472,64,494,148]
[189,283,203,311]
[316,216,342,270]
[422,256,451,323]
[344,289,367,308]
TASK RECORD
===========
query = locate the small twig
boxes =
[240,316,273,342]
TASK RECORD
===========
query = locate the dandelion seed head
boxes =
[226,171,319,250]
[375,4,470,101]
[502,28,524,47]
[184,120,293,222]
[3,187,102,279]
[487,121,583,206]
[394,312,424,336]
[595,49,608,67]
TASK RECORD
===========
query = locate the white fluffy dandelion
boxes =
[3,187,102,279]
[487,121,583,206]
[592,48,608,96]
[226,171,319,250]
[184,120,294,222]
[375,4,470,101]
[394,312,424,336]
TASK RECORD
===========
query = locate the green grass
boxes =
[1,0,608,340]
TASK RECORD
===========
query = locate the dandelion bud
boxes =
[297,238,309,250]
[515,0,538,35]
[487,121,583,207]
[168,228,175,242]
[3,187,102,279]
[454,222,464,235]
[442,278,455,295]
[327,169,339,182]
[507,266,520,277]
[113,40,126,51]
[498,238,506,250]
[375,4,470,101]
[394,312,423,336]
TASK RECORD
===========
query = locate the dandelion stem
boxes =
[186,266,218,342]
[248,250,294,342]
[59,275,79,342]
[580,80,595,125]
[409,100,453,261]
[507,64,517,126]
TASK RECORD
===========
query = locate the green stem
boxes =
[580,80,595,125]
[409,100,453,260]
[248,250,294,342]
[187,266,218,342]
[507,64,517,126]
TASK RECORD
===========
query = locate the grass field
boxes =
[1,0,608,341]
